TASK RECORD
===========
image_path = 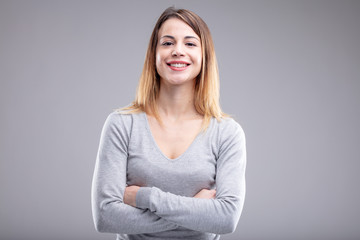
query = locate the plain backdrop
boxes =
[1,1,359,240]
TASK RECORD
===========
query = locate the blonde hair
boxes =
[118,7,229,131]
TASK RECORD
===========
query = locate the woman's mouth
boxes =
[167,61,190,71]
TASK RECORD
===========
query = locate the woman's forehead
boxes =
[158,18,199,39]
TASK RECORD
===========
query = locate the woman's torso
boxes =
[118,111,222,239]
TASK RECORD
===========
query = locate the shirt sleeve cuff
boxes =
[136,187,152,209]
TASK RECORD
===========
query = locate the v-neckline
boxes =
[142,111,205,161]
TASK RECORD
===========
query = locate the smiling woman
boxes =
[91,7,247,240]
[156,18,202,86]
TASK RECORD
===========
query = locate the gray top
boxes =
[91,111,246,240]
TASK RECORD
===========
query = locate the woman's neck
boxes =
[156,80,200,121]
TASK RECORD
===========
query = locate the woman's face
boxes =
[156,18,202,86]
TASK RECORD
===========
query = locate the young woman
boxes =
[91,7,246,240]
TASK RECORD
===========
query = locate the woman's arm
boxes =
[124,187,217,206]
[91,113,178,234]
[132,119,246,234]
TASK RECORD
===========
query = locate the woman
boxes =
[92,7,246,240]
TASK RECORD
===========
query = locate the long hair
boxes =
[118,7,228,131]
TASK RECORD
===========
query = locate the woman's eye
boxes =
[161,42,173,46]
[186,42,197,47]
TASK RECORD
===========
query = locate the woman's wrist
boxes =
[124,185,140,207]
[135,187,153,209]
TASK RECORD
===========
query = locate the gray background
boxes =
[0,0,359,240]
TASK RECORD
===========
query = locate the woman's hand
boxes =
[193,189,216,199]
[124,185,140,207]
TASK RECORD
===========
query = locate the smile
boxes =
[166,61,190,71]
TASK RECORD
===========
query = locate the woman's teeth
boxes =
[170,63,187,68]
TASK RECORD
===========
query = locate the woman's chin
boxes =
[161,77,195,86]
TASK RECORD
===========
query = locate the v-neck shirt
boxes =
[143,112,203,161]
[92,111,246,240]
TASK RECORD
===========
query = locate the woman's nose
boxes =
[172,44,185,56]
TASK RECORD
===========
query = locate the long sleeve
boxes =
[91,112,178,234]
[135,119,246,234]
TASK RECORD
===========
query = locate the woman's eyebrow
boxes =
[160,35,200,42]
[160,35,175,40]
[185,36,200,42]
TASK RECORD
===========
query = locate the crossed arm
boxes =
[91,113,246,235]
[124,186,216,206]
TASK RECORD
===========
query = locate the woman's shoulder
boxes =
[211,115,245,140]
[213,115,244,132]
[104,108,144,127]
